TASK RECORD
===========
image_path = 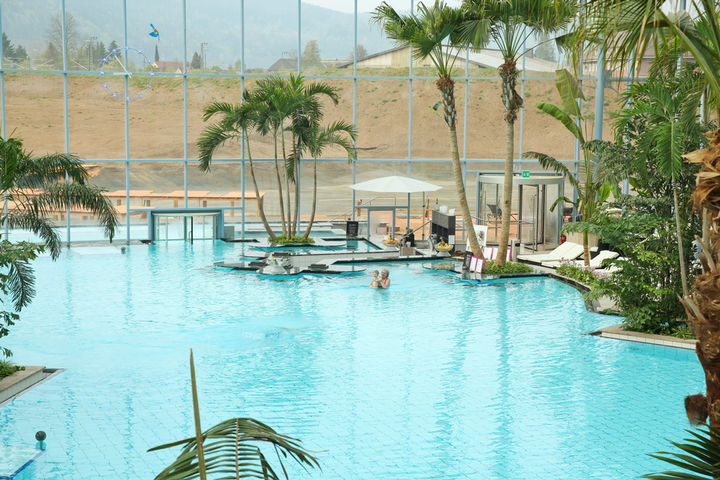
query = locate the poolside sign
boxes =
[522,170,530,178]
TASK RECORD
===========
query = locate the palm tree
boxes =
[524,69,615,266]
[150,350,319,480]
[253,75,340,239]
[462,0,576,264]
[284,75,339,237]
[373,1,484,258]
[197,99,277,241]
[296,120,357,240]
[0,136,117,258]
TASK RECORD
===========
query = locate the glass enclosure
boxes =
[0,0,618,244]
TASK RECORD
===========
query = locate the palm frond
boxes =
[6,253,36,311]
[29,183,118,242]
[150,417,320,480]
[523,151,580,189]
[197,124,240,172]
[15,152,90,188]
[5,212,61,258]
[535,102,585,143]
[643,425,720,480]
[201,101,237,122]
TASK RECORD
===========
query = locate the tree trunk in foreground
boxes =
[672,172,689,296]
[303,158,317,240]
[292,150,300,236]
[245,131,276,240]
[496,60,522,266]
[274,131,287,237]
[583,230,590,267]
[680,129,720,429]
[437,74,483,258]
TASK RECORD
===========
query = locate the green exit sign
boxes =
[522,170,530,178]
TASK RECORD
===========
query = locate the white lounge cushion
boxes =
[542,250,619,269]
[517,242,584,263]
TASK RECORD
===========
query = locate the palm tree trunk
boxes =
[293,156,300,236]
[583,231,590,267]
[497,119,514,265]
[245,131,276,240]
[436,74,482,258]
[672,172,689,296]
[496,60,522,265]
[273,129,287,237]
[303,157,317,240]
[679,129,720,430]
[281,130,293,238]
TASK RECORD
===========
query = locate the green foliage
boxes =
[557,63,710,336]
[272,235,315,245]
[482,260,532,274]
[0,241,42,358]
[644,425,720,480]
[0,360,23,380]
[524,69,617,264]
[556,264,607,288]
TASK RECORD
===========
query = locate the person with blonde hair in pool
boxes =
[377,269,390,289]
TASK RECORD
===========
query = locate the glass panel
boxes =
[69,161,127,242]
[2,0,61,70]
[128,75,184,159]
[68,73,125,159]
[5,73,65,155]
[188,161,245,212]
[356,79,408,159]
[128,161,186,208]
[411,78,467,159]
[466,79,510,166]
[187,75,249,160]
[301,2,353,75]
[521,78,574,167]
[127,0,183,73]
[315,78,354,158]
[186,1,242,72]
[65,0,124,73]
[355,0,410,77]
[245,0,298,72]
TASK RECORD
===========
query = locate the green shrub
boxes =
[556,264,607,288]
[0,360,23,380]
[271,235,314,245]
[482,260,533,275]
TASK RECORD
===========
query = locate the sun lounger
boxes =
[541,250,619,269]
[517,242,584,264]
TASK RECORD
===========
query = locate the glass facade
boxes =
[0,0,612,243]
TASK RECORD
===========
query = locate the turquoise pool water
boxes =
[0,241,703,479]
